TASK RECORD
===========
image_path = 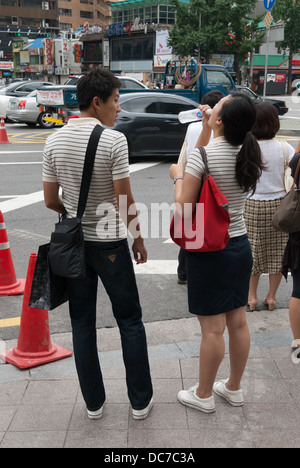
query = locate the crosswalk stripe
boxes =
[0,317,21,328]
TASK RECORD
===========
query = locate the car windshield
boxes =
[238,87,256,98]
[65,76,81,85]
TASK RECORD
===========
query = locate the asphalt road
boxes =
[0,118,299,341]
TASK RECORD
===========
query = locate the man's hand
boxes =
[132,237,147,264]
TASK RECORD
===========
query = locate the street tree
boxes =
[168,0,262,82]
[272,0,300,94]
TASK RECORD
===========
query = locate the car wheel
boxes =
[38,112,56,128]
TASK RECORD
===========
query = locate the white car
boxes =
[0,81,54,120]
[64,74,147,89]
[7,89,57,128]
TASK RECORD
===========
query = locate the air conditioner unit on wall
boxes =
[12,17,18,25]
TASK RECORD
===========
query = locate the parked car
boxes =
[64,74,147,89]
[0,81,54,120]
[109,92,198,158]
[7,89,58,128]
[236,85,289,116]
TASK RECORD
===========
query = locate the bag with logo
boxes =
[170,146,230,252]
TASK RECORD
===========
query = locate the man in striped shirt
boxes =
[43,69,153,421]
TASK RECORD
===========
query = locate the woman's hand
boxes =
[169,162,185,180]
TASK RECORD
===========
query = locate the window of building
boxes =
[111,36,153,61]
[83,41,102,63]
[80,10,93,18]
[111,5,160,24]
[59,23,72,29]
[1,0,17,5]
[58,8,72,16]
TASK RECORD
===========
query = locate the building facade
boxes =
[0,0,111,32]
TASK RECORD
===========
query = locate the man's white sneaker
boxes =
[213,379,244,407]
[87,405,104,420]
[132,397,154,420]
[177,384,216,413]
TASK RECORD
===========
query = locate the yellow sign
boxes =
[264,11,273,29]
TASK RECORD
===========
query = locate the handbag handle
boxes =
[293,158,300,190]
[281,141,289,168]
[198,146,209,181]
[77,125,104,219]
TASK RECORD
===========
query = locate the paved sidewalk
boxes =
[1,309,300,449]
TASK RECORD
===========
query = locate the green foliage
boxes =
[168,0,263,61]
[272,0,300,54]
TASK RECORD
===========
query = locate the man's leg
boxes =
[86,240,153,410]
[67,266,105,411]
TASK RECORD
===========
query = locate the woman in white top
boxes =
[245,102,295,311]
[169,93,263,414]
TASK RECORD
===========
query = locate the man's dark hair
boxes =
[77,68,121,111]
[201,90,224,108]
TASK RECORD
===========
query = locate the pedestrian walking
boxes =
[245,102,295,311]
[42,68,153,420]
[169,92,263,413]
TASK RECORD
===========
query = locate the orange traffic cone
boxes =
[0,117,11,144]
[0,211,25,296]
[0,253,73,369]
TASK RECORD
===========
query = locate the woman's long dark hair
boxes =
[220,92,264,195]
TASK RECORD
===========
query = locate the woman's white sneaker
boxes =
[177,384,216,413]
[213,379,244,407]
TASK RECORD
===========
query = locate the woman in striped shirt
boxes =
[170,93,263,413]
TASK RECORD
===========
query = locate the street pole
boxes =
[263,27,270,101]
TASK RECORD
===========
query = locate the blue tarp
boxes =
[24,38,44,49]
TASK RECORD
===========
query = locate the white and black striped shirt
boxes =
[43,117,129,242]
[185,136,247,238]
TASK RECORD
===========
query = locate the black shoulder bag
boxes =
[48,125,103,279]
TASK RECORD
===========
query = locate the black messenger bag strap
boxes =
[76,124,104,220]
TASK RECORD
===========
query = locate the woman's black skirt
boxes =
[186,234,253,316]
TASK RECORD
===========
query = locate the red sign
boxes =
[44,38,53,66]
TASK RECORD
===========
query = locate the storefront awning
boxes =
[24,38,44,50]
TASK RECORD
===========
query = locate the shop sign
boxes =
[107,23,125,36]
[44,38,53,66]
[87,18,149,37]
[259,73,286,84]
[155,31,172,55]
[154,54,172,68]
[0,62,14,71]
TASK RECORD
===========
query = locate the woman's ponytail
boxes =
[235,131,263,195]
[220,92,264,195]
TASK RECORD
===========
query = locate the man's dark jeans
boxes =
[67,239,153,412]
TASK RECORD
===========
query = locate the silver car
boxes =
[0,80,54,119]
[7,89,57,128]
